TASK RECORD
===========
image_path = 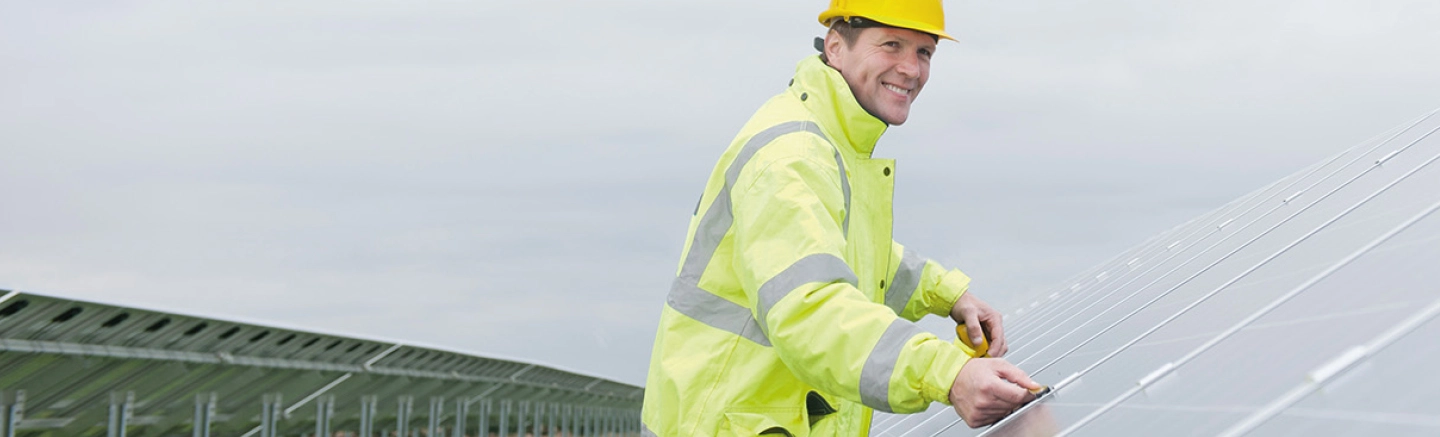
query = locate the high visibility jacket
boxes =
[642,56,975,437]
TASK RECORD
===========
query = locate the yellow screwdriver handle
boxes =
[954,324,991,358]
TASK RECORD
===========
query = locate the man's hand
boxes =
[949,358,1043,428]
[950,291,1008,357]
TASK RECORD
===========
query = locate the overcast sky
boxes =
[3,0,1438,386]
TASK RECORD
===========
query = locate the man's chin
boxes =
[882,111,910,125]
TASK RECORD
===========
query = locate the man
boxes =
[642,1,1042,435]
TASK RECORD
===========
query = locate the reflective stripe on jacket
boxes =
[642,56,974,437]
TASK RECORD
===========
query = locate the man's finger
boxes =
[974,406,1014,417]
[964,315,985,346]
[985,317,1007,357]
[987,329,1007,357]
[989,382,1034,405]
[990,338,1007,357]
[966,413,1001,428]
[995,363,1044,391]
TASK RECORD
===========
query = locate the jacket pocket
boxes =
[719,407,804,437]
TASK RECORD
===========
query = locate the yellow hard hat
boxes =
[818,0,954,41]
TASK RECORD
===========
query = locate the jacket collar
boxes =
[791,55,888,157]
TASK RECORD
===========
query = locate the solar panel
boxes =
[1234,294,1440,436]
[0,291,642,436]
[879,108,1440,436]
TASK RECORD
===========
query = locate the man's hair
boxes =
[818,19,863,64]
[818,17,937,64]
[829,19,865,48]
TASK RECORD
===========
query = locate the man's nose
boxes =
[896,53,922,77]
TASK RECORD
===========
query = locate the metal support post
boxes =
[548,403,557,437]
[517,401,528,437]
[427,397,444,437]
[358,395,375,437]
[108,391,133,437]
[314,395,334,437]
[258,395,271,437]
[193,392,216,437]
[3,390,25,437]
[529,401,537,436]
[527,403,538,437]
[259,393,280,437]
[561,405,571,437]
[396,396,414,437]
[205,392,217,437]
[271,394,282,437]
[498,400,511,437]
[477,399,491,437]
[454,400,469,437]
[571,406,579,437]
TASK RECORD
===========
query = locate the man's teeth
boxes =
[884,84,910,95]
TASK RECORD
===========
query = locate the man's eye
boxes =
[883,41,900,48]
[919,49,933,59]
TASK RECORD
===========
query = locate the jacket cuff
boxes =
[927,267,971,317]
[924,343,971,405]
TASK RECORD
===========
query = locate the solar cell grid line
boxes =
[1013,120,1440,375]
[1009,111,1432,354]
[892,405,970,437]
[1038,236,1440,432]
[1003,135,1367,346]
[1006,178,1260,326]
[1050,142,1440,437]
[1008,185,1325,361]
[1002,162,1319,341]
[1025,127,1440,386]
[1241,312,1440,434]
[875,408,944,436]
[996,193,1238,326]
[1004,216,1213,337]
[872,413,907,432]
[1216,286,1440,437]
[910,114,1440,435]
[1007,109,1430,343]
[881,114,1436,437]
[879,411,944,436]
[1005,223,1227,353]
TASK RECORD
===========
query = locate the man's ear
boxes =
[823,31,845,69]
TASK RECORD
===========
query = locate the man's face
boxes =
[824,26,936,125]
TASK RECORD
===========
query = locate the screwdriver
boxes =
[954,325,1051,398]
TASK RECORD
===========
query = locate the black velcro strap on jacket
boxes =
[806,391,838,417]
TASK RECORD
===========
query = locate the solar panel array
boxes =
[872,107,1440,436]
[0,291,642,437]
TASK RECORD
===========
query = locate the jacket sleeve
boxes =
[730,136,969,413]
[884,241,972,322]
